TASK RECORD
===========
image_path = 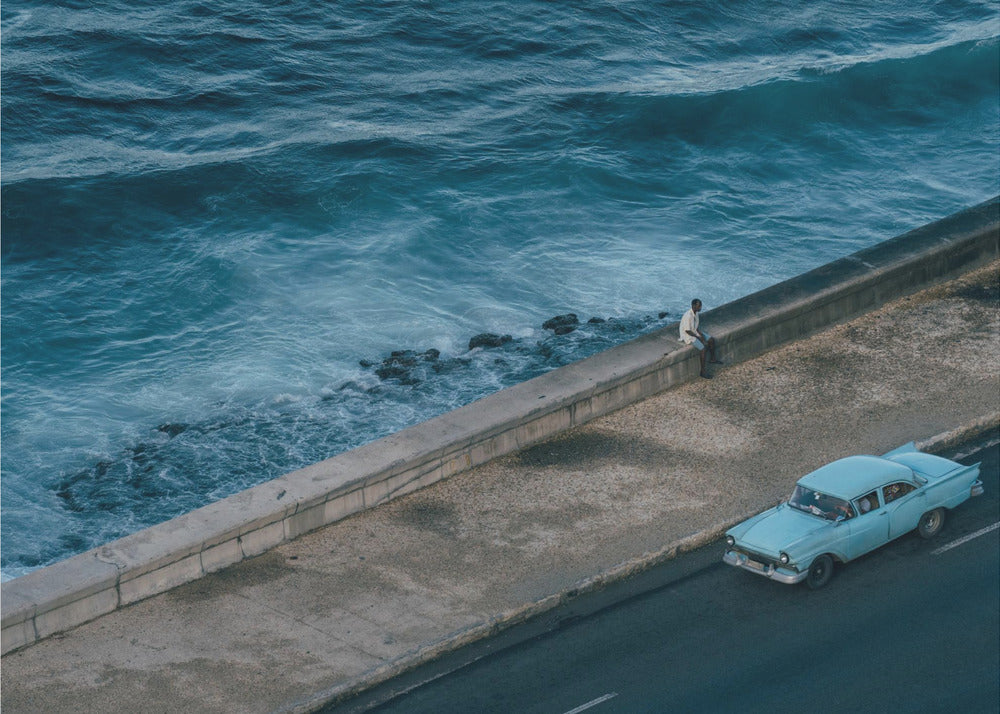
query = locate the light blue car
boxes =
[723,443,983,589]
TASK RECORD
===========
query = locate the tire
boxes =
[806,554,835,590]
[917,508,946,539]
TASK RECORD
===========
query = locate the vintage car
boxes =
[723,443,983,589]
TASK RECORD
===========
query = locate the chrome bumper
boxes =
[723,550,808,585]
[971,479,984,497]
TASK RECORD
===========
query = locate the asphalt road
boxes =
[333,436,1000,714]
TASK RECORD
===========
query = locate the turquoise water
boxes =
[2,0,998,579]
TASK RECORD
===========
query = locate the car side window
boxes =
[854,491,879,514]
[882,482,915,504]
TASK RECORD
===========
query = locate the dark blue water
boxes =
[2,0,997,579]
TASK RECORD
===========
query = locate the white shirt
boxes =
[679,307,699,343]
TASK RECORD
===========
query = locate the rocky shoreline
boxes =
[359,310,676,387]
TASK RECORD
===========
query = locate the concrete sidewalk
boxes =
[2,261,998,714]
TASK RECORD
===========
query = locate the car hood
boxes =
[738,505,831,556]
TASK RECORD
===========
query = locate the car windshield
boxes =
[788,485,853,521]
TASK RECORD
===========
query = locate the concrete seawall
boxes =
[3,196,998,655]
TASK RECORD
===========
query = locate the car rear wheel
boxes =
[917,508,946,539]
[806,554,834,590]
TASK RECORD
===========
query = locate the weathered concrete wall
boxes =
[3,196,997,655]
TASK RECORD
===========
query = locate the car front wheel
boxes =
[917,508,946,539]
[806,554,834,590]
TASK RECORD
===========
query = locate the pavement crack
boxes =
[232,591,337,639]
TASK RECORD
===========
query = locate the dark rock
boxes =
[543,313,579,335]
[156,423,187,438]
[375,364,411,380]
[543,313,579,329]
[659,312,670,320]
[469,333,512,350]
[588,317,606,324]
[365,347,443,383]
[362,346,443,384]
[128,445,151,468]
[387,350,418,367]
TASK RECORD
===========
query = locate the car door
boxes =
[884,481,925,539]
[846,490,888,559]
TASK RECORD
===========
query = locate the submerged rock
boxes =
[375,364,411,381]
[468,333,512,350]
[156,423,188,438]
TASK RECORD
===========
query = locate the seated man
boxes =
[679,298,721,379]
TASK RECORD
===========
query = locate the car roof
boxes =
[797,455,914,500]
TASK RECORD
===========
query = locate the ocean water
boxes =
[2,0,997,580]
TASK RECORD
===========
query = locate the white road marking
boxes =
[932,522,1000,555]
[563,692,619,714]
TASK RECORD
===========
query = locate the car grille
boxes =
[734,548,777,569]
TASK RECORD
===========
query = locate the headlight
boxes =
[779,552,790,565]
[726,535,735,547]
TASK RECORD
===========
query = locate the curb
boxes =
[916,412,1000,455]
[281,415,1000,713]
